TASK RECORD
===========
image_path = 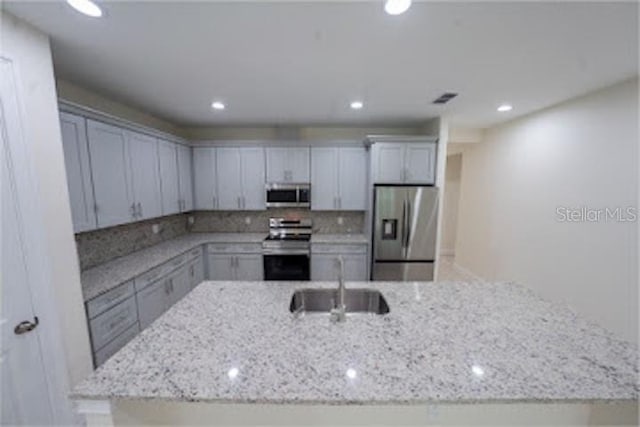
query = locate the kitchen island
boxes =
[72,281,638,425]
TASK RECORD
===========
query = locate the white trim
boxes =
[365,134,439,146]
[191,138,367,147]
[58,99,188,146]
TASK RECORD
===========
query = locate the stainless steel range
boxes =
[263,218,312,281]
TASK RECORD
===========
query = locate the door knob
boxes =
[14,317,39,335]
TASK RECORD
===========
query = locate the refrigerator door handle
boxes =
[405,199,412,252]
[401,199,408,258]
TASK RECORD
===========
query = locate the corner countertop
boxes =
[72,281,638,404]
[80,233,368,302]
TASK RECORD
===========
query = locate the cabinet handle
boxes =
[237,197,241,209]
[212,196,217,210]
[130,203,137,218]
[164,281,170,295]
[137,202,142,217]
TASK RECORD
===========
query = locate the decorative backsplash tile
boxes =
[190,210,365,234]
[75,214,189,270]
[76,210,365,270]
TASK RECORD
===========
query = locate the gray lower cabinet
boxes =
[207,253,263,281]
[311,244,368,281]
[86,247,205,367]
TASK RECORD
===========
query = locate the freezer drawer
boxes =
[372,261,434,281]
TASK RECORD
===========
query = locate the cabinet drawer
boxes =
[207,243,262,254]
[89,296,138,351]
[186,246,203,261]
[134,254,188,291]
[311,244,367,254]
[86,280,134,319]
[93,322,139,367]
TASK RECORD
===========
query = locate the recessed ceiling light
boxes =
[497,104,513,112]
[350,101,364,110]
[66,0,103,17]
[384,0,412,15]
[211,101,226,111]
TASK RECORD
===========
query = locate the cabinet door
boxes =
[311,147,339,210]
[87,120,134,228]
[188,257,204,289]
[240,147,265,210]
[265,147,288,182]
[215,148,242,210]
[59,112,96,232]
[235,254,263,281]
[193,147,217,210]
[343,254,368,281]
[207,254,235,280]
[127,132,162,220]
[167,265,191,306]
[372,143,404,184]
[289,147,310,182]
[158,140,180,215]
[137,279,169,330]
[311,254,339,281]
[404,142,437,184]
[177,145,193,211]
[338,147,367,210]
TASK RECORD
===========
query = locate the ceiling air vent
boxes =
[432,92,458,104]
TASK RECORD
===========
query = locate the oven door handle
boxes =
[262,249,310,256]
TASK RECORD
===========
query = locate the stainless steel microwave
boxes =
[265,183,311,209]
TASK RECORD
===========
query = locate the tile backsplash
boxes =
[190,210,365,234]
[76,210,365,270]
[75,214,189,270]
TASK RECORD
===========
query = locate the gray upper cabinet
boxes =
[372,142,437,184]
[311,146,367,210]
[193,146,217,210]
[266,147,309,183]
[127,131,162,220]
[177,144,193,212]
[87,119,134,228]
[59,112,96,232]
[158,140,180,215]
[216,147,265,210]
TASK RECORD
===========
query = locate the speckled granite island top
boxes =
[73,281,638,404]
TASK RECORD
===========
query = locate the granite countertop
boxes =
[311,234,368,244]
[72,281,638,404]
[80,233,265,301]
[81,233,369,302]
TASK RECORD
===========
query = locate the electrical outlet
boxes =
[337,216,344,225]
[245,216,252,225]
[151,224,161,234]
[188,216,195,225]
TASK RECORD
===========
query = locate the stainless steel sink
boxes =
[289,288,390,316]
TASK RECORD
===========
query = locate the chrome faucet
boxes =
[330,256,347,323]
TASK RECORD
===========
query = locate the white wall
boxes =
[456,78,639,343]
[440,153,462,255]
[1,12,93,383]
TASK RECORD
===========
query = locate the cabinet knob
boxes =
[14,317,39,335]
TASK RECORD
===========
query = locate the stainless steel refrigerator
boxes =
[372,186,439,281]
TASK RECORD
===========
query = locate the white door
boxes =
[338,147,367,210]
[158,140,180,215]
[193,147,217,210]
[240,147,265,210]
[207,254,235,280]
[87,119,134,227]
[311,253,338,281]
[127,131,162,220]
[289,147,310,182]
[235,254,263,280]
[405,142,437,184]
[311,147,338,210]
[1,59,73,425]
[177,144,193,211]
[137,279,168,330]
[373,143,404,184]
[59,112,96,232]
[216,147,242,210]
[265,147,289,182]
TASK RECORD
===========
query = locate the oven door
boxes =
[263,252,310,281]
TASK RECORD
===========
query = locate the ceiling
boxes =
[4,1,638,128]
